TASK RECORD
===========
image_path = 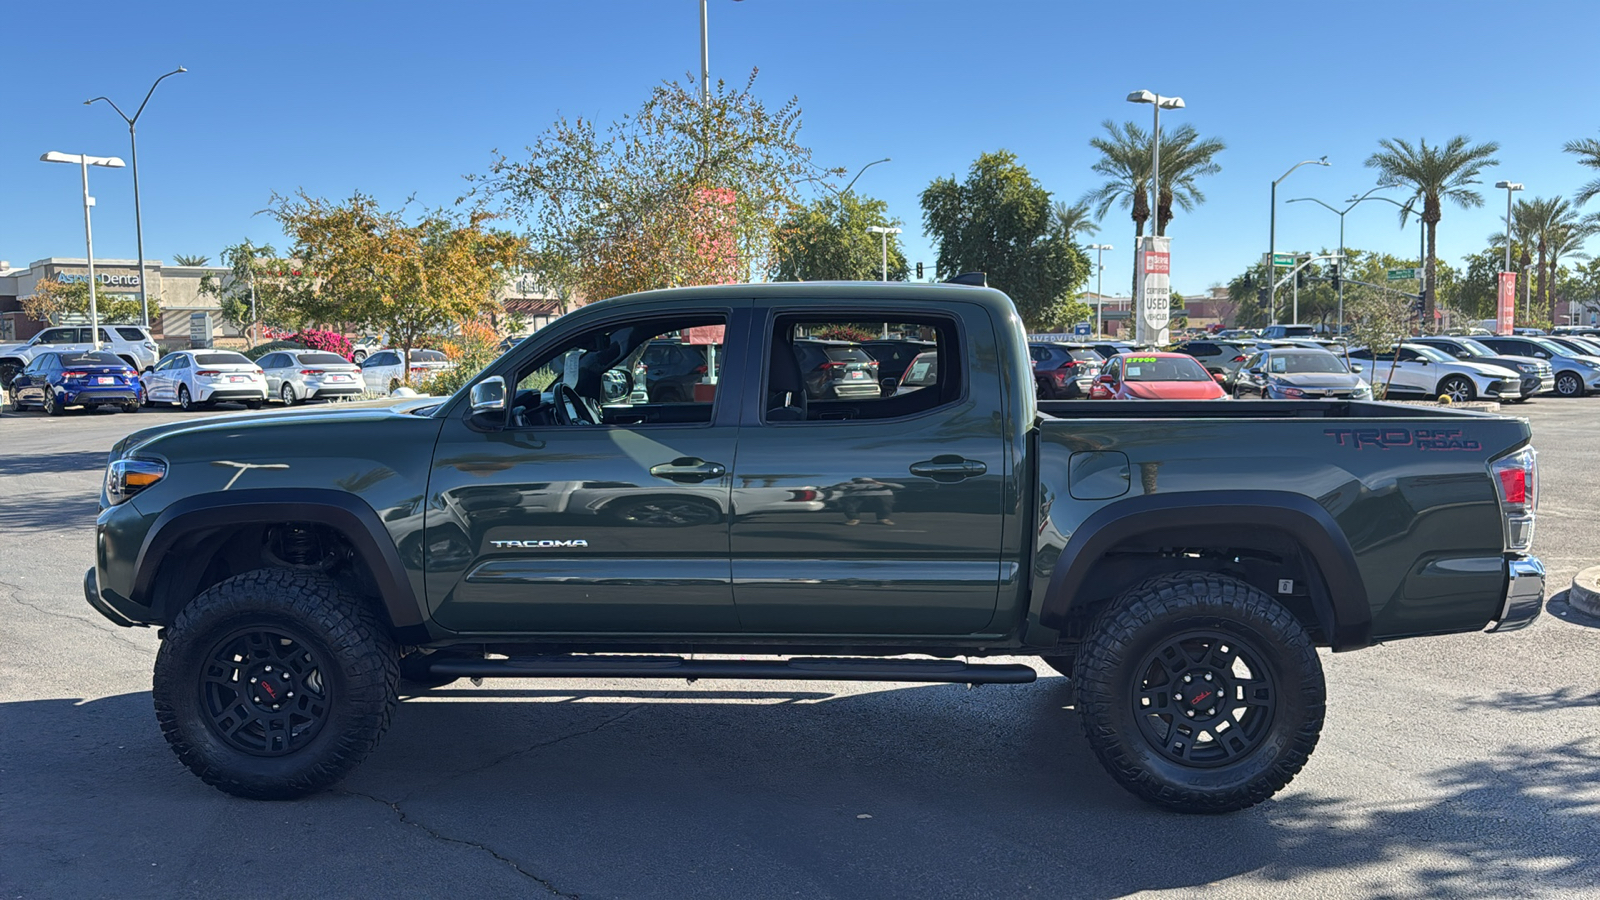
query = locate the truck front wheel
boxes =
[152,568,399,799]
[1073,572,1325,813]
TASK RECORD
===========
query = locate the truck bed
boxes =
[1037,399,1506,420]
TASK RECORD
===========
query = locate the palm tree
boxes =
[1051,200,1098,243]
[171,253,210,266]
[1545,216,1597,320]
[1151,124,1225,236]
[1364,136,1500,326]
[1083,120,1152,258]
[1564,132,1600,206]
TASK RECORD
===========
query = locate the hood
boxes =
[1122,381,1227,400]
[1269,372,1363,389]
[0,341,35,357]
[1453,360,1522,378]
[113,396,445,459]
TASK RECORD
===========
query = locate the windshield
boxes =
[1122,356,1210,382]
[1454,339,1496,358]
[194,352,254,366]
[1268,352,1347,374]
[1564,337,1600,356]
[1530,337,1581,358]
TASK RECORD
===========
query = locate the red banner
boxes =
[1143,251,1171,275]
[1497,272,1517,335]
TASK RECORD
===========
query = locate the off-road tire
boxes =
[1555,372,1583,397]
[152,568,399,800]
[1073,572,1324,814]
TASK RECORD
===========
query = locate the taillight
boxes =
[1231,355,1247,363]
[60,370,87,379]
[1057,360,1077,370]
[300,369,325,376]
[818,361,846,372]
[196,369,220,377]
[1490,447,1537,551]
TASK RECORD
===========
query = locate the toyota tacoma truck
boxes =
[86,282,1545,813]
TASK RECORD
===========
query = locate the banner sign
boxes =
[1135,236,1172,334]
[1497,272,1517,335]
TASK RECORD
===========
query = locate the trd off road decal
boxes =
[1323,428,1482,451]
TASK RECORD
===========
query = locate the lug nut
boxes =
[286,692,294,698]
[1204,673,1213,682]
[272,704,280,711]
[1185,710,1195,718]
[1183,675,1192,683]
[281,673,290,680]
[253,696,261,703]
[264,666,272,672]
[249,677,257,684]
[1174,692,1183,700]
[1207,707,1216,716]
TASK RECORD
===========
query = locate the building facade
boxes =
[0,257,236,343]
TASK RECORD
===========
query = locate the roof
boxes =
[578,281,1015,317]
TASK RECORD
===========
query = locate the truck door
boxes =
[727,304,1007,635]
[424,304,747,634]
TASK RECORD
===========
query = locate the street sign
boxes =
[1387,267,1419,281]
[1072,322,1092,336]
[1272,254,1296,267]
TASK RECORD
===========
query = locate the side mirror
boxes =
[1096,374,1115,385]
[1457,352,1471,360]
[1213,372,1227,383]
[880,376,899,395]
[142,366,154,374]
[470,376,507,418]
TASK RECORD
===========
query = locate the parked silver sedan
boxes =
[257,350,364,405]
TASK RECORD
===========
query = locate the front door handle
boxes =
[909,455,987,483]
[649,457,727,484]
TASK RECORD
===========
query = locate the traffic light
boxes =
[916,261,924,280]
[1329,265,1341,292]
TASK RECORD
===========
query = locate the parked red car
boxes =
[1088,351,1230,400]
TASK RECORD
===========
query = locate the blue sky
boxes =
[4,0,1597,298]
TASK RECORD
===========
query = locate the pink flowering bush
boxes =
[286,330,354,360]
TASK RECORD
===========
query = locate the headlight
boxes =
[1276,385,1306,398]
[1514,362,1536,373]
[1577,359,1600,370]
[106,458,166,505]
[1352,384,1372,398]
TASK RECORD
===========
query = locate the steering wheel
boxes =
[548,383,600,426]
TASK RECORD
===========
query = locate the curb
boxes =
[1571,566,1600,618]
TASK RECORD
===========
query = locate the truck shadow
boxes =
[4,684,1598,899]
[0,449,109,477]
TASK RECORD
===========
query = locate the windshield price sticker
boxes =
[1126,356,1159,363]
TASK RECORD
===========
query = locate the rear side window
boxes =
[766,317,961,423]
[115,327,147,341]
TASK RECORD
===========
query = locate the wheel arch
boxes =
[133,489,427,639]
[1040,491,1371,651]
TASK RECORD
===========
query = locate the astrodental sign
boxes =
[1497,272,1517,335]
[1135,235,1171,333]
[56,271,141,287]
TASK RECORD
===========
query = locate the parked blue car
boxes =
[7,350,142,415]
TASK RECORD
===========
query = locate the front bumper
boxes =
[83,567,139,628]
[1486,556,1545,632]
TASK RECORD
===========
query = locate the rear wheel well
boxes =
[148,521,391,630]
[1053,526,1335,648]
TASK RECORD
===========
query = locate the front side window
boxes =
[39,328,76,344]
[509,314,728,427]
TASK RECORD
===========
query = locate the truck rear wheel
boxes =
[1072,572,1324,814]
[152,568,399,799]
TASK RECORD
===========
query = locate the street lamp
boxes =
[1268,157,1329,324]
[867,226,902,281]
[839,158,890,197]
[86,66,187,331]
[1126,90,1184,343]
[41,151,127,350]
[1286,186,1388,332]
[1494,181,1524,274]
[1087,243,1114,336]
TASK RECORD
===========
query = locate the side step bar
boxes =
[427,655,1038,685]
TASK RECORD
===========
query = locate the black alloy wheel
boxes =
[1556,372,1583,397]
[1438,375,1476,403]
[197,624,333,757]
[1073,572,1325,813]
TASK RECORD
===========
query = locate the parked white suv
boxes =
[1347,343,1525,402]
[0,324,159,388]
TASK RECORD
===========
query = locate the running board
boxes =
[426,655,1038,685]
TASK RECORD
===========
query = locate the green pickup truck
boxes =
[87,282,1545,813]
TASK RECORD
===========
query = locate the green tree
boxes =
[470,70,835,302]
[920,150,1089,330]
[200,240,299,336]
[1452,248,1504,322]
[1545,214,1596,319]
[772,191,907,282]
[267,191,526,384]
[1051,200,1098,244]
[1563,131,1600,206]
[1227,260,1271,329]
[22,278,153,325]
[171,253,210,267]
[1364,135,1500,327]
[1082,120,1151,270]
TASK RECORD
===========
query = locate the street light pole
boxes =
[1088,243,1113,336]
[1287,186,1388,335]
[1126,90,1184,344]
[699,0,710,104]
[86,66,187,332]
[1268,157,1329,324]
[41,152,127,350]
[867,226,902,281]
[1494,181,1524,274]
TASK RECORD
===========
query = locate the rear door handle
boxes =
[649,457,727,484]
[909,455,987,483]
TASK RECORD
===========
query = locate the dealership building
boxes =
[0,257,235,343]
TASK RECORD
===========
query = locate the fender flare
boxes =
[1041,490,1371,651]
[133,488,425,630]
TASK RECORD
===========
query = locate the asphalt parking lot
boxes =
[2,399,1598,899]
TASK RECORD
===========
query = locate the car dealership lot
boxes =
[2,403,1598,899]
